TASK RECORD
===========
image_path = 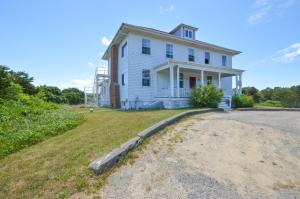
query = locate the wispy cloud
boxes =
[59,77,93,90]
[272,43,300,63]
[247,43,300,69]
[160,5,175,14]
[101,36,111,46]
[88,62,94,67]
[247,0,295,25]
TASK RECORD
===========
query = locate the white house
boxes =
[99,23,244,109]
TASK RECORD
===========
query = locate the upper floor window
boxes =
[179,73,184,88]
[189,31,192,38]
[142,39,151,55]
[166,44,173,58]
[121,73,125,85]
[121,42,127,57]
[184,30,189,37]
[184,28,193,38]
[222,55,227,66]
[205,52,210,64]
[188,48,195,62]
[142,69,150,86]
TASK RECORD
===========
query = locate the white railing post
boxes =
[239,73,243,95]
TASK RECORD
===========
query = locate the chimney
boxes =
[109,44,120,108]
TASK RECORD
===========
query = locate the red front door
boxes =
[189,77,196,89]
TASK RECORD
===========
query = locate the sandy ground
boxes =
[82,111,300,199]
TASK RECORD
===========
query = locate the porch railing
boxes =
[156,88,192,98]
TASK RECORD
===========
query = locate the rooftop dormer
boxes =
[169,23,198,40]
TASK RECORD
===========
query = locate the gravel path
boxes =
[86,111,300,198]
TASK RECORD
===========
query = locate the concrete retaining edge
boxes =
[89,108,223,175]
[237,108,300,112]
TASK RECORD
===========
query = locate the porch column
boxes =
[154,70,157,97]
[176,65,180,97]
[201,70,204,86]
[235,75,238,95]
[239,73,243,95]
[170,64,174,97]
[218,72,221,89]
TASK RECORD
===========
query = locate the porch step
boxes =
[218,97,232,111]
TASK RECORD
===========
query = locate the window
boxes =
[179,73,184,88]
[142,69,150,86]
[222,55,227,66]
[205,52,210,64]
[189,31,192,38]
[166,44,173,58]
[188,48,195,62]
[184,30,189,37]
[121,73,125,85]
[121,42,127,57]
[207,76,212,85]
[142,39,151,55]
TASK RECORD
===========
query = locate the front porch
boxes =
[154,60,244,99]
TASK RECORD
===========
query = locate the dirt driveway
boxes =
[100,111,300,199]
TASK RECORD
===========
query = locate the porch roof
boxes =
[154,60,244,76]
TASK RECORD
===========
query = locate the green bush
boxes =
[189,84,223,108]
[0,97,84,158]
[232,95,255,108]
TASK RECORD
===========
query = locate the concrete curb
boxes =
[236,108,300,112]
[89,108,223,175]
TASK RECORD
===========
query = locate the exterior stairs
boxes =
[218,97,232,111]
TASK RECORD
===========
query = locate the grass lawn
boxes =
[0,108,184,199]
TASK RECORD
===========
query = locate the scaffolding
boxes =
[84,66,109,107]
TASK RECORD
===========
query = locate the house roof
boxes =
[102,23,242,60]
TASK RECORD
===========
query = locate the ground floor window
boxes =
[207,76,212,85]
[121,73,125,86]
[179,73,184,88]
[142,69,150,86]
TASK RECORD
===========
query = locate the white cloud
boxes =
[248,6,271,24]
[246,43,300,69]
[273,43,300,63]
[59,77,93,90]
[247,0,295,25]
[160,5,175,14]
[88,62,94,67]
[101,36,111,46]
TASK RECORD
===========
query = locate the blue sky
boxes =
[0,0,299,90]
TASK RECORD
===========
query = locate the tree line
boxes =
[242,86,300,108]
[0,65,84,105]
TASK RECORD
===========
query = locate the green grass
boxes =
[0,108,184,198]
[255,100,283,108]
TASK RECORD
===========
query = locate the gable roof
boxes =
[102,23,241,60]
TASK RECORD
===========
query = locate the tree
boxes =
[36,85,65,104]
[242,86,260,103]
[9,71,36,95]
[259,87,273,101]
[62,88,84,105]
[0,65,11,98]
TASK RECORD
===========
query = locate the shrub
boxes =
[232,95,255,108]
[0,98,84,158]
[258,100,283,107]
[62,88,84,105]
[189,84,223,108]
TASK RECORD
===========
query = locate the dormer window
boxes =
[169,24,198,39]
[183,28,193,39]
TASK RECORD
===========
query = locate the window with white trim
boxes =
[188,48,195,62]
[205,52,210,64]
[142,39,151,55]
[121,73,125,85]
[121,42,127,57]
[142,69,150,86]
[179,73,184,88]
[166,44,173,58]
[222,55,227,66]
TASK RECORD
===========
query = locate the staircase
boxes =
[218,97,232,111]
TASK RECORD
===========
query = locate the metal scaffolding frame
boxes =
[84,67,109,107]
